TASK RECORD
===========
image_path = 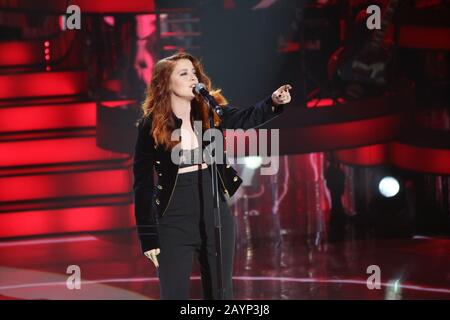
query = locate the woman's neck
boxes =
[171,95,191,124]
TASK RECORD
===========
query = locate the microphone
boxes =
[194,83,223,116]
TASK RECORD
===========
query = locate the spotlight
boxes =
[243,156,263,169]
[378,176,400,198]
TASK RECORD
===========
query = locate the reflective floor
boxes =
[0,228,449,300]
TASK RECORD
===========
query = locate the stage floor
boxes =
[0,230,449,300]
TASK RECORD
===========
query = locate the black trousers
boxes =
[157,167,235,299]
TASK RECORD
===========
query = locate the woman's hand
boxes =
[144,248,160,268]
[271,84,292,106]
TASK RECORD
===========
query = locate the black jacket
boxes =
[133,95,284,253]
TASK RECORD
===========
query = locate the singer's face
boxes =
[169,59,199,101]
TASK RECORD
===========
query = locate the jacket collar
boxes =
[173,112,195,129]
[174,115,183,128]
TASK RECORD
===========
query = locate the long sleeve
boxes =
[220,95,284,130]
[133,118,160,253]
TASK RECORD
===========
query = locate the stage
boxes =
[0,229,449,300]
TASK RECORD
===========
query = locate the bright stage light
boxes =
[243,156,263,169]
[378,176,400,198]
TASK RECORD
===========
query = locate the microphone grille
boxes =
[194,83,205,94]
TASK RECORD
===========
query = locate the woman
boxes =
[133,52,292,299]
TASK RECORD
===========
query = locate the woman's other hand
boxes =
[144,248,160,268]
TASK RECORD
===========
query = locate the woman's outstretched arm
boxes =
[220,84,292,130]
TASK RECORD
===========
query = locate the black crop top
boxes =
[179,146,205,168]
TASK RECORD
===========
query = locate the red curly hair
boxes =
[140,52,228,150]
